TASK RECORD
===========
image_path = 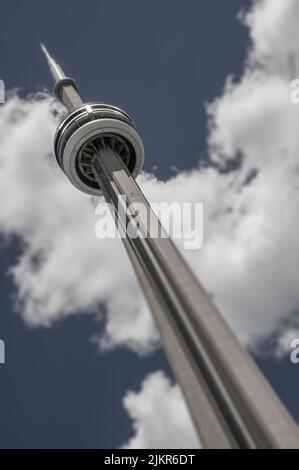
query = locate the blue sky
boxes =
[0,0,299,449]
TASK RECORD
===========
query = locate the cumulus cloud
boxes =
[121,371,200,449]
[245,0,299,73]
[1,0,299,358]
[201,0,299,347]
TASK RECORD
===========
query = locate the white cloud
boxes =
[245,0,299,73]
[121,371,200,449]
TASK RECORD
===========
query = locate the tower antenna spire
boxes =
[40,43,82,112]
[40,43,66,82]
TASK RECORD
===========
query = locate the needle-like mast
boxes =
[40,43,66,82]
[40,43,83,112]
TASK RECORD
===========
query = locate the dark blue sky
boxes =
[0,0,298,449]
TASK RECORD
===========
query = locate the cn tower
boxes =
[41,44,299,449]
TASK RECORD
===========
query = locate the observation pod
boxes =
[54,103,144,196]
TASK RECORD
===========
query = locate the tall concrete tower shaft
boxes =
[42,45,299,449]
